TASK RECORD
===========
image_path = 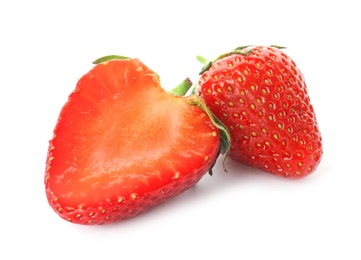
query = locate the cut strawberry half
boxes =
[45,57,229,225]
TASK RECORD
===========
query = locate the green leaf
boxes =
[270,45,287,49]
[199,61,213,75]
[197,45,288,73]
[234,45,254,51]
[92,55,131,64]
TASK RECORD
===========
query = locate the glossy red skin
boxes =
[198,46,322,178]
[45,59,220,224]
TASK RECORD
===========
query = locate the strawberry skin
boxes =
[197,46,323,178]
[45,58,221,225]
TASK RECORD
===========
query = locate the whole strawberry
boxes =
[196,45,323,178]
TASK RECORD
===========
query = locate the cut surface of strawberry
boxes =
[45,58,222,224]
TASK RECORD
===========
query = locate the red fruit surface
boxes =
[45,58,220,224]
[197,46,322,178]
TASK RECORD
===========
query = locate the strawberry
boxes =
[45,56,229,225]
[196,45,323,178]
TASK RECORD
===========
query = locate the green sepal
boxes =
[196,44,287,74]
[214,47,253,62]
[270,45,287,49]
[196,46,254,74]
[92,55,131,64]
[187,96,231,173]
[170,80,230,172]
[199,61,213,75]
[234,45,254,50]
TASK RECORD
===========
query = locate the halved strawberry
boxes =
[45,56,229,225]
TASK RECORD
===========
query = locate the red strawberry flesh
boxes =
[45,59,220,224]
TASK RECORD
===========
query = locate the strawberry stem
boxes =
[168,78,193,97]
[196,55,210,65]
[196,56,213,75]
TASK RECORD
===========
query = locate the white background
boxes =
[1,1,360,259]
